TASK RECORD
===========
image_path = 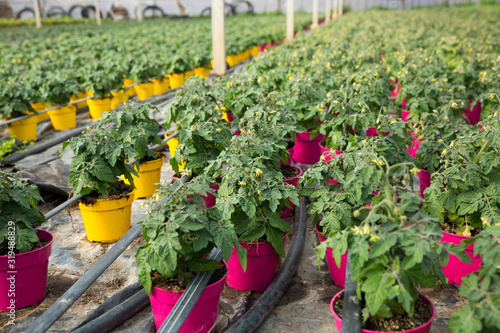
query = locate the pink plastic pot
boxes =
[417,170,431,199]
[331,290,435,333]
[0,229,54,311]
[320,146,343,184]
[227,238,284,292]
[402,110,410,123]
[150,269,226,332]
[314,222,347,287]
[440,231,482,285]
[291,132,325,165]
[280,166,303,218]
[463,100,482,125]
[366,127,379,137]
[198,184,219,209]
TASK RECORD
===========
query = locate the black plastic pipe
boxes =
[0,125,89,166]
[71,282,144,331]
[157,247,223,333]
[225,196,307,333]
[71,289,149,333]
[340,256,362,333]
[44,193,87,220]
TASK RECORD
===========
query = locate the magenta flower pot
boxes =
[463,100,482,125]
[0,229,54,311]
[280,165,302,218]
[198,184,219,209]
[402,110,410,122]
[291,132,325,165]
[314,222,347,287]
[417,170,431,199]
[227,239,284,292]
[150,270,226,332]
[331,290,435,333]
[440,231,482,285]
[366,127,379,137]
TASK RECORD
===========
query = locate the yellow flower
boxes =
[239,181,246,186]
[462,225,471,237]
[256,168,263,175]
[410,168,419,175]
[352,226,361,234]
[451,102,457,107]
[258,190,262,195]
[433,109,438,113]
[495,112,498,117]
[481,217,490,227]
[445,160,448,164]
[155,193,161,201]
[193,96,197,99]
[376,118,380,124]
[317,105,323,112]
[370,235,379,242]
[490,93,495,99]
[220,106,226,111]
[362,225,370,234]
[374,73,378,77]
[216,128,221,133]
[256,112,260,116]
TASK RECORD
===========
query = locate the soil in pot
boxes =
[281,165,300,180]
[80,181,133,206]
[333,292,433,332]
[440,221,480,237]
[151,267,226,292]
[0,238,49,256]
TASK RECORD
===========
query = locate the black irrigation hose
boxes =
[44,193,87,220]
[71,289,150,333]
[225,196,307,333]
[0,125,89,166]
[72,282,144,331]
[341,256,362,333]
[157,247,223,333]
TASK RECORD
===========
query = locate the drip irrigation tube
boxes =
[225,196,307,333]
[341,256,362,333]
[43,193,87,220]
[71,289,150,333]
[157,247,223,333]
[0,125,89,166]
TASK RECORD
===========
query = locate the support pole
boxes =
[95,0,101,25]
[339,0,343,17]
[137,0,143,21]
[325,0,331,23]
[285,0,294,42]
[333,0,338,19]
[211,0,226,76]
[33,0,42,29]
[311,0,319,29]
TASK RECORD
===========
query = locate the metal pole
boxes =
[333,0,338,19]
[33,0,42,29]
[286,0,294,42]
[211,0,226,76]
[326,0,331,23]
[95,0,101,25]
[311,0,319,29]
[137,0,143,21]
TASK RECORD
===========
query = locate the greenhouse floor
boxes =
[0,150,466,332]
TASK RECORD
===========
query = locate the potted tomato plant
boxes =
[59,121,140,243]
[0,170,54,311]
[135,176,245,332]
[422,112,500,284]
[319,161,460,333]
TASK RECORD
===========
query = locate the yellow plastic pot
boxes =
[194,67,211,78]
[250,46,260,57]
[226,55,239,68]
[78,192,134,243]
[152,79,169,95]
[70,91,88,109]
[7,116,38,141]
[169,73,185,90]
[87,98,112,120]
[165,133,185,170]
[122,156,164,198]
[237,51,247,63]
[31,102,50,122]
[243,49,251,60]
[123,78,136,96]
[48,105,77,130]
[111,90,128,109]
[185,70,195,79]
[135,83,155,101]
